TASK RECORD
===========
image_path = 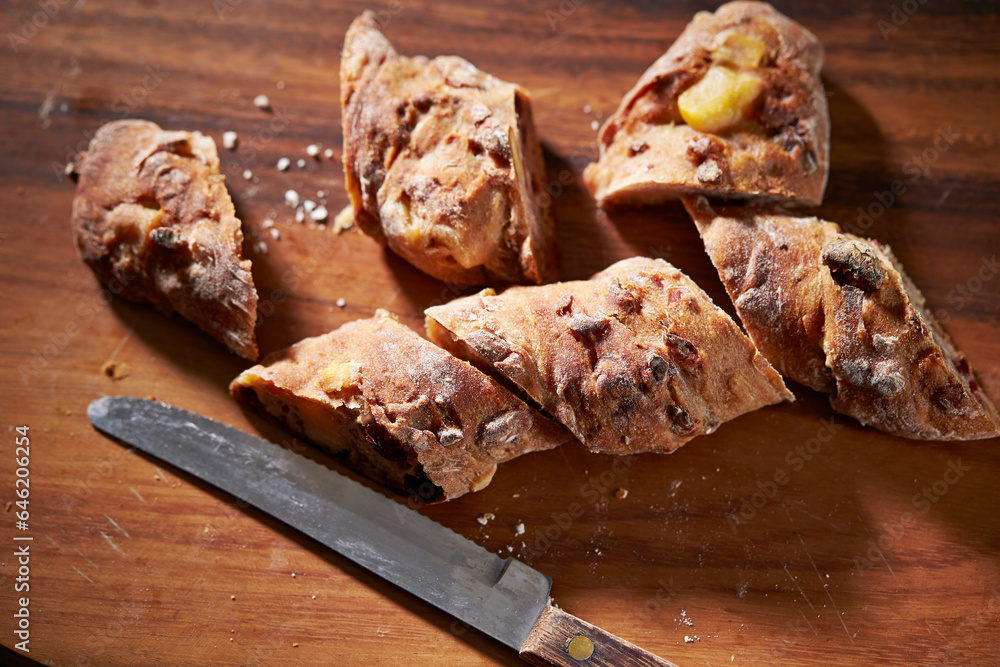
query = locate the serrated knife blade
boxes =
[88,396,678,667]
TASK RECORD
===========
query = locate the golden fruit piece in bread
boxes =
[231,311,570,502]
[70,119,258,359]
[685,196,1000,440]
[340,11,559,285]
[425,257,793,455]
[584,1,830,208]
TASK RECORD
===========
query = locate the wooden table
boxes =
[2,1,998,664]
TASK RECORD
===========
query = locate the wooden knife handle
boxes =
[519,605,680,667]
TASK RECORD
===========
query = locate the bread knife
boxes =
[87,396,679,666]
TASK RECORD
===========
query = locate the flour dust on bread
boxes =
[425,257,793,455]
[230,311,570,502]
[685,196,1000,440]
[340,11,560,285]
[70,119,259,359]
[584,1,829,208]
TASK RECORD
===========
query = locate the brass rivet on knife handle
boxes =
[520,605,680,667]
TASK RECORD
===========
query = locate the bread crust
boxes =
[425,257,792,455]
[230,311,570,501]
[70,119,258,359]
[584,1,829,208]
[340,12,560,285]
[685,196,1000,440]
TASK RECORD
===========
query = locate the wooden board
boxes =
[2,1,999,664]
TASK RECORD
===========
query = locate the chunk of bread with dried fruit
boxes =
[340,11,560,285]
[230,310,571,502]
[70,119,259,359]
[684,196,1000,440]
[584,1,829,208]
[425,257,793,455]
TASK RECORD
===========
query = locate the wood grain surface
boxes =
[2,1,999,665]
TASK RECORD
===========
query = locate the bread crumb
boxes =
[262,218,274,229]
[230,595,236,601]
[269,228,280,240]
[102,361,130,382]
[254,240,268,254]
[335,298,346,308]
[222,131,238,150]
[310,206,328,222]
[476,512,495,526]
[277,157,291,171]
[614,488,628,500]
[514,522,525,536]
[253,94,271,110]
[306,144,320,158]
[333,205,354,233]
[291,572,296,578]
[292,642,299,647]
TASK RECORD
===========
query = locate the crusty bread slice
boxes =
[685,195,1000,440]
[426,257,792,455]
[71,119,258,359]
[231,310,570,502]
[584,1,829,208]
[341,11,559,285]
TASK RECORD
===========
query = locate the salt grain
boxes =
[335,297,346,308]
[590,120,599,131]
[253,94,271,110]
[303,199,317,213]
[514,523,525,536]
[310,205,328,222]
[296,158,306,168]
[222,131,238,150]
[323,148,334,159]
[284,189,300,207]
[277,157,291,171]
[295,208,305,223]
[262,218,274,229]
[306,144,320,157]
[243,169,253,181]
[269,228,280,240]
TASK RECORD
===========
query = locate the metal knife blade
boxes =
[88,396,678,667]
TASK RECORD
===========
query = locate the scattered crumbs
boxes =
[323,148,334,159]
[514,522,525,536]
[262,218,275,229]
[231,595,236,601]
[269,228,280,240]
[292,642,299,648]
[668,479,683,497]
[335,298,346,308]
[306,144,320,158]
[243,169,253,181]
[296,158,306,168]
[311,205,329,222]
[477,512,495,526]
[254,240,268,254]
[521,542,526,548]
[303,200,317,213]
[291,572,296,578]
[583,104,592,113]
[614,488,628,500]
[102,361,130,382]
[284,189,300,207]
[512,493,520,499]
[507,546,513,552]
[64,162,76,177]
[276,80,285,90]
[332,205,354,233]
[253,94,271,110]
[590,120,599,131]
[312,595,316,600]
[222,131,238,150]
[684,636,700,643]
[277,157,291,171]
